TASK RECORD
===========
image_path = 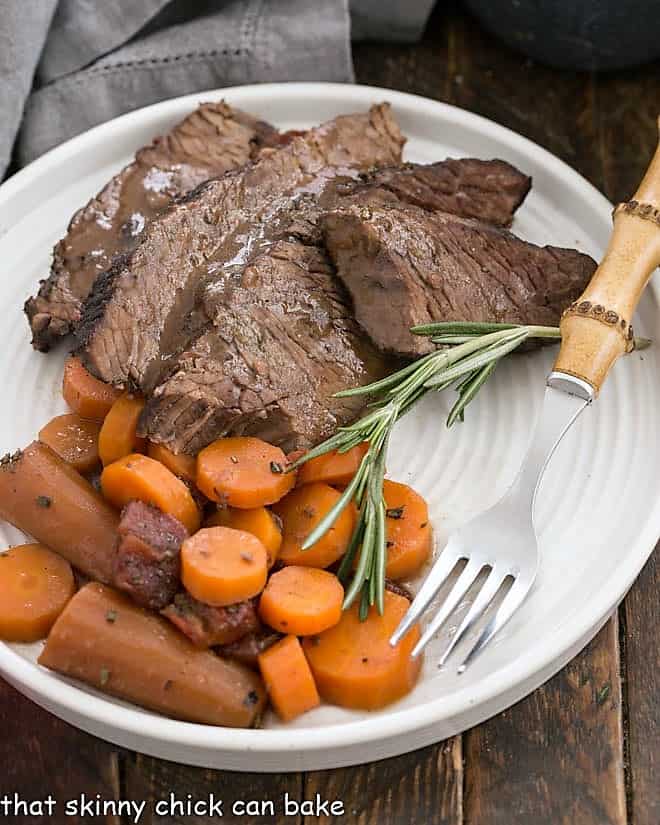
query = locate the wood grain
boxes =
[464,618,627,825]
[302,738,462,825]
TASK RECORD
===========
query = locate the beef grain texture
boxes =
[113,501,188,610]
[139,157,531,455]
[26,102,278,351]
[77,104,405,392]
[161,593,260,648]
[323,199,597,357]
[140,240,388,455]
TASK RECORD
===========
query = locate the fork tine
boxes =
[458,577,529,673]
[411,558,484,658]
[437,567,504,667]
[389,547,463,647]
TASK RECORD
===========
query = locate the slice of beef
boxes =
[113,501,188,610]
[162,592,260,648]
[220,630,283,670]
[323,200,597,358]
[77,104,405,392]
[26,102,278,352]
[138,240,389,454]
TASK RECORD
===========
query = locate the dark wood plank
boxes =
[0,677,122,825]
[123,752,303,825]
[622,549,660,825]
[302,738,463,825]
[464,618,627,825]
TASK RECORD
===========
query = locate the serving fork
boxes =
[391,124,660,670]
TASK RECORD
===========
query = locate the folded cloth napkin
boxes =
[0,0,436,179]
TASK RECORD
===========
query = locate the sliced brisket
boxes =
[113,501,188,610]
[77,104,405,391]
[26,102,278,352]
[322,199,597,358]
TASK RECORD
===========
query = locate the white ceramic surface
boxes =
[0,83,658,772]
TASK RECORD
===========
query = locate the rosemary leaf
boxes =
[447,360,499,427]
[424,329,528,388]
[301,461,366,550]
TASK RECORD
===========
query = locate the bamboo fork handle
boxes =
[553,120,660,394]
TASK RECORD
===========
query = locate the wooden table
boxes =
[1,5,658,823]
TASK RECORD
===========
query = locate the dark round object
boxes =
[464,0,660,71]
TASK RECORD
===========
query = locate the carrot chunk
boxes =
[206,506,282,567]
[196,437,295,508]
[383,479,433,580]
[303,589,422,710]
[98,393,146,466]
[181,526,268,607]
[38,413,101,473]
[101,453,200,533]
[297,443,368,488]
[273,482,355,568]
[258,635,320,721]
[0,543,75,642]
[259,566,343,636]
[147,442,197,484]
[62,356,121,421]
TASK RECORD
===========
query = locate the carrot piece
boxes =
[258,635,320,721]
[303,589,422,710]
[382,479,433,580]
[0,544,76,642]
[62,356,121,421]
[0,442,119,583]
[147,442,197,484]
[273,482,356,568]
[101,453,200,533]
[259,566,343,636]
[196,437,295,508]
[297,442,369,488]
[206,506,282,567]
[38,413,101,473]
[39,582,266,727]
[98,393,146,466]
[181,527,268,607]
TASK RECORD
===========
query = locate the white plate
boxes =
[0,83,658,772]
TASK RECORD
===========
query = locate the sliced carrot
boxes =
[38,413,101,473]
[98,393,146,466]
[181,526,268,607]
[302,589,422,710]
[273,482,356,569]
[62,356,121,421]
[382,479,433,580]
[258,635,320,721]
[206,506,282,567]
[259,566,343,636]
[196,437,295,508]
[147,442,197,484]
[0,544,75,642]
[101,453,200,533]
[297,443,368,488]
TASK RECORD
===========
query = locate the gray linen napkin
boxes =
[0,0,436,179]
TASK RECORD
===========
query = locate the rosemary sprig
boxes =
[287,321,651,617]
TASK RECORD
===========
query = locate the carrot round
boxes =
[38,413,101,473]
[181,527,268,607]
[273,482,356,568]
[383,479,433,580]
[98,393,146,466]
[62,356,121,421]
[297,442,368,488]
[0,544,76,642]
[101,453,200,533]
[206,506,282,567]
[259,566,343,636]
[258,635,320,721]
[147,442,197,484]
[303,589,422,710]
[0,442,119,584]
[196,437,295,508]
